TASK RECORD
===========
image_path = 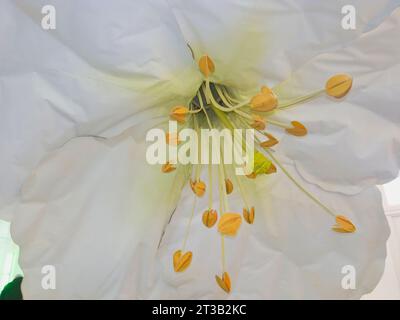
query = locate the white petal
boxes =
[0,1,201,218]
[12,0,195,78]
[152,165,389,299]
[167,0,399,89]
[11,132,181,299]
[273,8,400,194]
[12,141,388,299]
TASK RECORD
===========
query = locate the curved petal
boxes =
[10,132,184,299]
[152,165,389,299]
[0,0,201,218]
[272,8,400,194]
[167,0,400,90]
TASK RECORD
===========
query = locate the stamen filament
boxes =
[234,174,251,211]
[205,80,227,112]
[211,105,235,130]
[218,157,229,273]
[193,116,203,181]
[198,91,214,129]
[200,104,235,271]
[208,163,213,210]
[201,103,215,212]
[235,112,335,218]
[221,86,241,104]
[219,161,229,212]
[188,108,203,114]
[232,109,253,121]
[278,89,325,109]
[264,148,336,217]
[236,116,277,152]
[201,83,211,105]
[221,235,226,272]
[205,80,249,112]
[182,196,197,251]
[215,85,249,111]
[264,118,292,129]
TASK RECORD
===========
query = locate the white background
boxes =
[364,176,400,299]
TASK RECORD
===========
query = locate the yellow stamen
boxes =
[332,215,356,233]
[326,74,353,98]
[261,85,275,96]
[225,178,234,195]
[243,207,255,224]
[198,55,215,77]
[265,163,277,174]
[215,272,231,293]
[250,115,266,130]
[190,179,206,197]
[285,121,308,136]
[218,213,242,236]
[170,106,189,123]
[161,162,176,173]
[250,87,278,112]
[202,209,218,228]
[173,250,193,272]
[260,132,279,148]
[246,172,257,179]
[159,72,355,293]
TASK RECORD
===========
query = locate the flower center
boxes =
[164,54,355,294]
